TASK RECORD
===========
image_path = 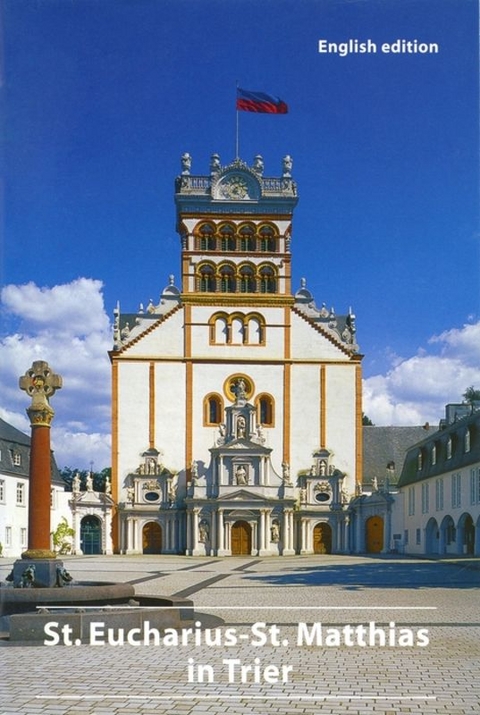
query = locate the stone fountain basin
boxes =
[0,583,198,642]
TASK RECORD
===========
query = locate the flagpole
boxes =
[235,81,239,158]
[236,109,239,159]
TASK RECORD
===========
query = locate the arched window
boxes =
[209,312,266,346]
[198,223,215,251]
[219,224,235,252]
[219,264,235,292]
[231,317,245,344]
[214,316,228,344]
[204,394,224,426]
[259,225,276,252]
[247,316,263,344]
[239,224,255,252]
[198,264,216,292]
[239,264,255,293]
[259,265,277,294]
[256,394,275,426]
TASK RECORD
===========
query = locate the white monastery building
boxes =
[110,153,363,556]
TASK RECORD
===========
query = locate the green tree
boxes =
[463,386,480,403]
[51,517,75,554]
[61,466,111,492]
[362,413,374,426]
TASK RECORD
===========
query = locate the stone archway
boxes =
[458,513,475,556]
[365,515,384,553]
[313,523,332,554]
[440,515,456,554]
[142,522,162,554]
[80,515,102,555]
[425,517,439,554]
[231,520,252,555]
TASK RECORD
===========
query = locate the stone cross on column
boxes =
[19,360,62,427]
[19,361,62,560]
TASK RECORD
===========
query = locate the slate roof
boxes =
[363,425,431,486]
[0,417,63,485]
[398,409,480,488]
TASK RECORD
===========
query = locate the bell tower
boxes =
[174,153,298,304]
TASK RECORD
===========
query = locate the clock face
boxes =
[219,175,250,199]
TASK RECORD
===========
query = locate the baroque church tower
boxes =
[110,153,362,556]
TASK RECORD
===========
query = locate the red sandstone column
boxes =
[19,361,62,559]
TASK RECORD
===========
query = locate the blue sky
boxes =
[1,0,479,469]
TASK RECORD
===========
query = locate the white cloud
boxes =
[0,278,112,470]
[363,319,480,426]
[1,278,110,335]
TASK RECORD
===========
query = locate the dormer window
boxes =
[446,437,452,460]
[465,429,471,454]
[10,449,21,467]
[417,450,423,471]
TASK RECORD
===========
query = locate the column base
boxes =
[21,548,56,560]
[192,547,208,556]
[282,548,296,556]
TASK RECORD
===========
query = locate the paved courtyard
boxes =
[0,554,479,715]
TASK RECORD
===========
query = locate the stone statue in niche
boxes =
[319,460,327,476]
[270,522,280,543]
[147,458,157,475]
[236,415,246,439]
[235,465,248,485]
[198,520,209,543]
[232,378,247,404]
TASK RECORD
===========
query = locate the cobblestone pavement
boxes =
[0,554,479,715]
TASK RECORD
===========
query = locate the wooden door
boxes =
[231,521,251,555]
[313,523,332,554]
[366,516,384,553]
[143,522,162,554]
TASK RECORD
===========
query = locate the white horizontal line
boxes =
[37,605,438,610]
[36,694,437,701]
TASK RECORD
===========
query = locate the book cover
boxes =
[0,1,478,714]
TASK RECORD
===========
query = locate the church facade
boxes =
[110,153,363,556]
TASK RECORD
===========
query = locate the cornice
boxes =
[180,294,295,307]
[109,304,184,358]
[291,305,360,359]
